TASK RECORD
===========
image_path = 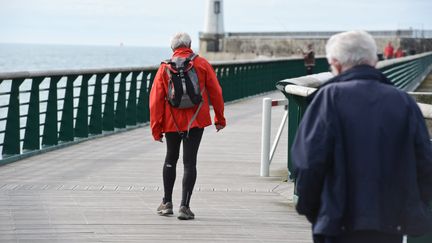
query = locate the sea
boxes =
[0,43,173,72]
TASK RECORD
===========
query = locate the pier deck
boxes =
[0,91,311,243]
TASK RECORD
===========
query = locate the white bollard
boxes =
[260,98,272,177]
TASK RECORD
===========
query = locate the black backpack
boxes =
[164,53,204,109]
[162,53,205,138]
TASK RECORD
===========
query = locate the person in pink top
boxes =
[383,41,394,59]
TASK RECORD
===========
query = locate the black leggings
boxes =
[162,127,204,207]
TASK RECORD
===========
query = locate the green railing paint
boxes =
[89,73,104,135]
[42,76,60,147]
[59,75,77,142]
[3,78,24,156]
[102,72,117,132]
[75,74,90,138]
[23,77,43,151]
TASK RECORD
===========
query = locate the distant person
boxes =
[292,30,432,243]
[300,44,316,75]
[394,47,404,58]
[383,41,394,59]
[150,32,226,220]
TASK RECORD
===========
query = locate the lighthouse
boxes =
[200,0,225,53]
[204,0,224,34]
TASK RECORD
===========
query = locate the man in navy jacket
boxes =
[291,30,432,243]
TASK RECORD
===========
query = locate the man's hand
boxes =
[155,134,163,143]
[215,124,225,132]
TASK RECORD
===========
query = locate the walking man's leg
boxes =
[178,128,204,220]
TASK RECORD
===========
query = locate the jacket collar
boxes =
[307,65,393,103]
[323,64,393,87]
[172,47,193,57]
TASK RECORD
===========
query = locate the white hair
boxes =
[326,30,378,68]
[170,32,192,50]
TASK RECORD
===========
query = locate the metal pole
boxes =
[260,98,272,177]
[269,110,288,164]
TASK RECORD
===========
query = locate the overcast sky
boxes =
[0,0,430,47]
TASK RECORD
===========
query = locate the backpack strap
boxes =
[185,86,206,138]
[188,53,198,61]
[167,86,206,140]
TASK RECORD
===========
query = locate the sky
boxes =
[0,0,431,47]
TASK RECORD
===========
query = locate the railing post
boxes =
[75,74,91,138]
[59,75,77,142]
[126,71,139,126]
[260,98,272,177]
[3,78,24,156]
[103,72,118,131]
[115,72,129,129]
[23,77,43,151]
[89,73,105,134]
[143,71,157,123]
[42,76,61,147]
[287,94,308,180]
[137,72,148,123]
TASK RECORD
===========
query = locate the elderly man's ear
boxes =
[329,59,343,75]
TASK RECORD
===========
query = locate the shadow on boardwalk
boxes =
[0,91,311,243]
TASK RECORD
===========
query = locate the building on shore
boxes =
[199,0,432,61]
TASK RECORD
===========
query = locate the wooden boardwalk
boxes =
[416,73,432,92]
[0,91,311,243]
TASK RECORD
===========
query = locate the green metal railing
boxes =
[278,52,432,243]
[0,57,328,165]
[0,68,158,164]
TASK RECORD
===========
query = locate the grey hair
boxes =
[326,30,378,68]
[170,32,192,50]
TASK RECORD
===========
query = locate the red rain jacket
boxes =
[150,47,226,140]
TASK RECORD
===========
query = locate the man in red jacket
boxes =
[150,32,226,220]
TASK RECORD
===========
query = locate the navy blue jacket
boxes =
[291,65,432,236]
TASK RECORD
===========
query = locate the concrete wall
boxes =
[199,34,432,61]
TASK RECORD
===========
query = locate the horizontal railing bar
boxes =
[391,68,419,85]
[384,62,418,77]
[382,62,416,75]
[409,92,432,95]
[0,67,158,80]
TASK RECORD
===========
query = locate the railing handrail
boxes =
[2,52,430,80]
[283,84,432,119]
[0,56,321,80]
[376,52,432,69]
